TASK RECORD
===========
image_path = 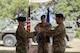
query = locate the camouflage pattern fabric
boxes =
[46,23,66,53]
[16,26,34,53]
[35,22,52,53]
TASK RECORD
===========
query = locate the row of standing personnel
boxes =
[15,13,68,53]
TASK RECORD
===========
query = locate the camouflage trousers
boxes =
[38,43,49,53]
[16,46,27,53]
[52,46,66,53]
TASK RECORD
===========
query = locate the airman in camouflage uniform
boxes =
[46,13,66,53]
[34,15,52,53]
[16,16,34,53]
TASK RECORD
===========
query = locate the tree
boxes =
[0,0,39,20]
[54,0,80,20]
[0,0,28,18]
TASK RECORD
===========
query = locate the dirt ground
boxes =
[0,38,80,53]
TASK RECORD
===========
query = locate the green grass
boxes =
[0,51,15,53]
[76,28,80,38]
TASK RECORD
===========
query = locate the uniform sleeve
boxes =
[34,23,41,31]
[47,23,52,30]
[52,25,64,37]
[45,30,53,36]
[18,26,34,39]
[34,22,43,32]
[27,32,35,38]
[46,25,64,37]
[15,29,19,37]
[30,32,37,42]
[30,32,37,36]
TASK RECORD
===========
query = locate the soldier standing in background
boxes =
[34,15,52,53]
[76,15,80,27]
[45,13,67,53]
[16,16,34,53]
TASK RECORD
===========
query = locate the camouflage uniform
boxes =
[16,26,34,53]
[46,23,66,53]
[35,22,52,53]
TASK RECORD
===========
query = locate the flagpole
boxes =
[27,0,31,50]
[27,0,31,32]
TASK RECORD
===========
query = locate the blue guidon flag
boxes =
[46,8,50,43]
[46,8,50,23]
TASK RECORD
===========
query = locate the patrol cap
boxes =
[17,16,26,22]
[55,12,65,19]
[41,15,46,20]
